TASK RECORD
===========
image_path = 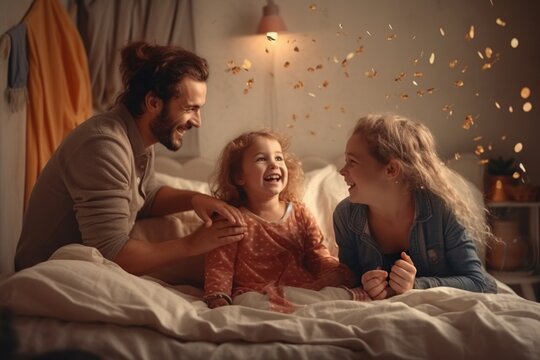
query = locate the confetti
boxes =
[454,80,464,87]
[440,28,445,36]
[482,63,492,70]
[294,46,300,52]
[387,34,397,40]
[495,102,501,109]
[449,59,458,68]
[510,38,519,48]
[394,72,406,82]
[309,4,317,11]
[462,115,474,129]
[519,163,527,172]
[477,51,484,60]
[307,67,315,72]
[523,102,533,112]
[400,94,409,100]
[508,106,513,113]
[242,59,252,70]
[293,81,304,89]
[388,24,393,30]
[284,61,290,68]
[466,26,475,40]
[454,153,461,160]
[308,92,316,97]
[426,88,435,94]
[475,145,484,156]
[514,142,523,153]
[346,52,355,61]
[340,107,347,113]
[366,30,372,36]
[412,80,418,86]
[365,68,378,78]
[319,80,330,88]
[496,18,506,27]
[485,47,493,59]
[461,65,468,74]
[520,87,531,99]
[473,136,483,141]
[429,53,435,64]
[512,172,520,180]
[413,72,423,77]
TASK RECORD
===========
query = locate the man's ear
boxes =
[386,159,401,180]
[144,92,162,113]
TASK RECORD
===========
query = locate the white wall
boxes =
[193,0,540,182]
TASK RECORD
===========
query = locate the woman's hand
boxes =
[389,252,417,294]
[361,269,390,300]
[191,194,245,227]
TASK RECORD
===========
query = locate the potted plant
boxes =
[484,156,517,202]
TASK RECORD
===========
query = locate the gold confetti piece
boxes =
[286,123,294,128]
[429,52,435,64]
[309,131,316,136]
[340,107,347,113]
[284,61,290,68]
[514,142,523,153]
[242,59,252,70]
[413,72,423,77]
[319,80,329,88]
[461,65,468,74]
[355,46,364,54]
[333,56,339,63]
[475,145,484,156]
[508,106,514,113]
[466,25,475,40]
[449,59,458,68]
[324,105,331,110]
[309,4,317,11]
[294,46,300,52]
[523,102,533,112]
[388,24,393,30]
[482,63,492,70]
[346,52,355,60]
[305,113,311,119]
[307,67,315,72]
[479,159,489,166]
[365,68,377,78]
[454,80,464,87]
[512,172,520,179]
[316,64,323,70]
[485,47,493,59]
[495,102,501,109]
[412,80,418,86]
[519,163,527,172]
[520,87,531,99]
[387,34,397,40]
[339,23,343,29]
[366,30,372,36]
[416,90,424,97]
[440,28,445,36]
[462,115,474,129]
[265,47,269,54]
[477,51,484,60]
[473,136,482,141]
[266,33,277,41]
[308,92,316,97]
[394,72,406,81]
[426,88,435,94]
[293,81,304,89]
[454,153,461,160]
[475,92,480,96]
[511,38,519,48]
[400,93,409,100]
[501,135,507,140]
[413,58,419,64]
[496,18,506,27]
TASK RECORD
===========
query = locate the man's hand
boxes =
[361,268,390,300]
[389,252,417,294]
[191,194,245,227]
[183,218,247,256]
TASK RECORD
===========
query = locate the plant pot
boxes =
[487,220,529,271]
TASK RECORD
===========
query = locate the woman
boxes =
[334,114,497,300]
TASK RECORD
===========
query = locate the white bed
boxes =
[1,155,539,360]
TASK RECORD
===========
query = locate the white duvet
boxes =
[1,244,539,360]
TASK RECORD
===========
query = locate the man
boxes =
[15,41,247,276]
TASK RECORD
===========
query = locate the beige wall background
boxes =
[192,0,540,183]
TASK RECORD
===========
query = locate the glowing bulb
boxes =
[266,32,278,41]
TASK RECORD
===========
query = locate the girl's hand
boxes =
[206,297,230,309]
[191,194,245,227]
[361,269,389,300]
[389,252,417,294]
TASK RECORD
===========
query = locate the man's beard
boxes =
[150,104,183,151]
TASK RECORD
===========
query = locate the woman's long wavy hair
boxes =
[211,130,304,207]
[116,41,209,117]
[353,114,493,247]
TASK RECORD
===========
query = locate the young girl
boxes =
[334,114,498,300]
[203,130,369,311]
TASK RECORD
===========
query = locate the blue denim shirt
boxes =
[333,190,497,293]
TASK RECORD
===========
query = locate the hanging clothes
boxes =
[4,23,28,113]
[23,0,92,209]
